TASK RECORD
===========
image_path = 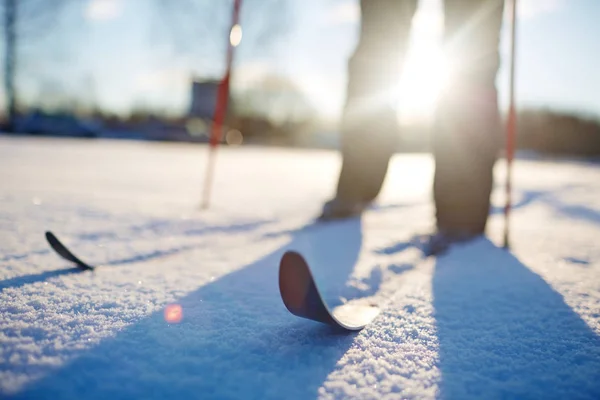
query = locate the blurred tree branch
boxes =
[234,74,315,126]
[0,0,73,129]
[150,0,291,72]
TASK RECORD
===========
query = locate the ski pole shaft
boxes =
[201,0,242,209]
[503,0,517,249]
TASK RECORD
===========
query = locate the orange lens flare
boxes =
[164,304,183,324]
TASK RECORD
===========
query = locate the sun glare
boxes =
[396,45,447,125]
[395,2,447,125]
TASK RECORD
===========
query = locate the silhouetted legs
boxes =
[433,0,504,235]
[321,0,418,219]
[322,0,505,244]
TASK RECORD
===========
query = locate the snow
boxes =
[1,136,599,399]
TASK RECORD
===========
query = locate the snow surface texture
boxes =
[1,137,599,399]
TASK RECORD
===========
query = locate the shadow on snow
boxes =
[10,218,366,400]
[433,239,600,399]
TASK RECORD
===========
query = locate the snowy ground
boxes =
[1,136,599,399]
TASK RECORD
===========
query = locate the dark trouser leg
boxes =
[334,0,418,204]
[433,0,504,235]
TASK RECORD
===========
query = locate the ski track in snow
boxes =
[1,137,599,399]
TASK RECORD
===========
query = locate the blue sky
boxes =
[12,0,600,122]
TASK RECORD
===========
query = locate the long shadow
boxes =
[543,196,600,226]
[375,185,593,258]
[489,189,547,215]
[73,216,273,242]
[0,249,50,263]
[0,268,80,292]
[0,243,207,292]
[371,189,551,257]
[258,200,421,242]
[433,239,600,399]
[374,237,422,256]
[9,218,365,399]
[1,220,272,265]
[94,242,205,267]
[495,186,600,227]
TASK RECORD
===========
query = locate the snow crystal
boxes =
[1,137,599,399]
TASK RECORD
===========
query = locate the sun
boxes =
[396,44,448,125]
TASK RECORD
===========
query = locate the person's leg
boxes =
[320,0,418,220]
[432,0,505,237]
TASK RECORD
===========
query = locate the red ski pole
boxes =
[201,0,242,209]
[503,0,518,249]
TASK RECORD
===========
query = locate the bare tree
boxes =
[1,0,73,130]
[150,0,291,71]
[3,0,16,129]
[234,74,316,127]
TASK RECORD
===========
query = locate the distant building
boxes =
[186,78,235,143]
[189,79,226,119]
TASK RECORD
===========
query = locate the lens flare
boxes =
[164,304,183,324]
[230,24,242,47]
[226,129,243,145]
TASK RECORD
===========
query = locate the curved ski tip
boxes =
[45,230,61,249]
[280,250,307,268]
[278,250,379,331]
[45,230,94,271]
[278,250,312,310]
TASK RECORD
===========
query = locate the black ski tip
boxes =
[45,231,95,271]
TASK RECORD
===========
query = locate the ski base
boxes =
[278,251,379,331]
[45,231,95,271]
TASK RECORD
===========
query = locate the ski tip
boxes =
[280,250,306,268]
[279,250,379,331]
[45,230,95,271]
[45,230,63,252]
[278,251,311,311]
